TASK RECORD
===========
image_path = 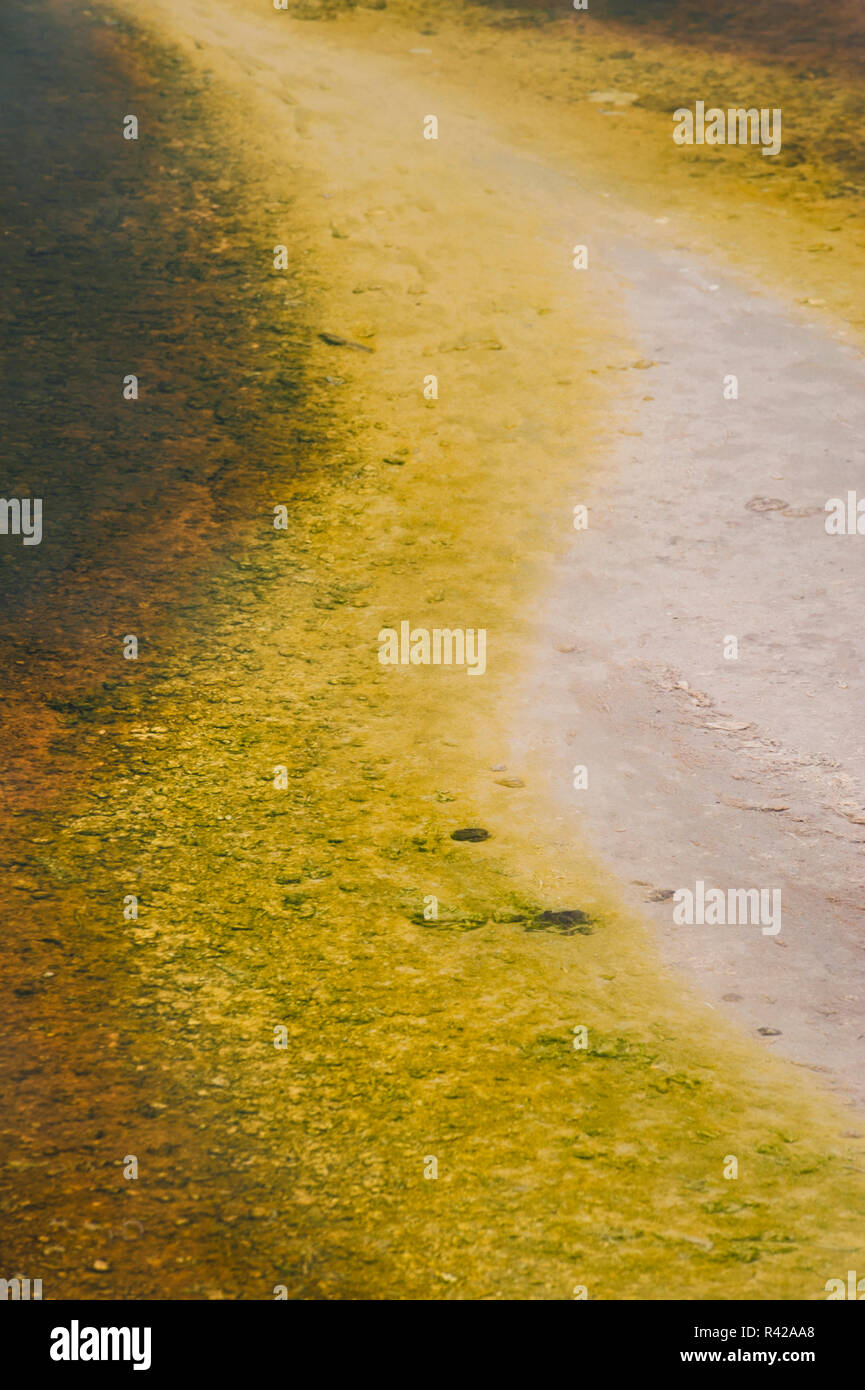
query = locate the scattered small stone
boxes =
[495,777,524,788]
[491,763,507,771]
[645,888,675,901]
[679,1234,714,1253]
[758,1027,782,1036]
[450,828,490,842]
[319,332,373,352]
[672,679,713,706]
[745,496,788,512]
[92,1260,109,1272]
[589,90,639,106]
[720,797,788,812]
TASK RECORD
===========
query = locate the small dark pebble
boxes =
[758,1026,782,1036]
[450,827,490,842]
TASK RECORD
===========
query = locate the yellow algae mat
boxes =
[1,0,864,1299]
